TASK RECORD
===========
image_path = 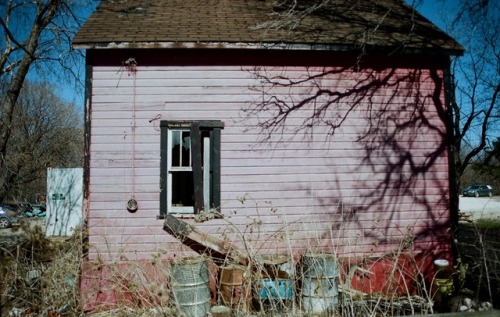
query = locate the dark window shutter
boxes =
[211,127,221,211]
[190,123,204,213]
[159,125,168,218]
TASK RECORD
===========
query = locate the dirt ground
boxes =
[459,195,500,220]
[0,217,45,236]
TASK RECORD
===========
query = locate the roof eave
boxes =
[72,41,464,56]
[72,41,361,51]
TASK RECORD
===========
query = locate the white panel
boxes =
[46,168,83,236]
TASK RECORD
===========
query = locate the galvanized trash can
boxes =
[300,253,339,315]
[170,256,211,317]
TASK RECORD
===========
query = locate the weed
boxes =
[1,209,497,316]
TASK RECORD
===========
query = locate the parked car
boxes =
[462,184,494,197]
[0,204,20,229]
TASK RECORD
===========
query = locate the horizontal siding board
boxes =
[90,234,171,245]
[86,127,444,145]
[224,136,447,150]
[87,172,449,191]
[91,65,443,75]
[221,171,450,183]
[89,166,160,175]
[88,148,446,161]
[88,154,447,169]
[92,94,254,103]
[90,183,159,193]
[220,148,446,159]
[220,186,450,199]
[92,85,439,98]
[220,141,444,152]
[219,165,444,175]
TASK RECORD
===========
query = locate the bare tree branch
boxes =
[0,0,95,202]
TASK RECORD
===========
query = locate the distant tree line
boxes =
[0,80,83,203]
[461,137,500,189]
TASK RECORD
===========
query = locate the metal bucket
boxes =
[301,253,339,315]
[170,257,211,317]
[220,265,248,309]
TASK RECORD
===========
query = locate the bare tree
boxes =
[0,80,83,203]
[481,137,500,182]
[0,0,96,201]
[0,82,83,200]
[446,0,500,191]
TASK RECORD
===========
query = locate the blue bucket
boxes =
[257,278,293,299]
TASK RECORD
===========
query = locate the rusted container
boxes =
[219,265,249,310]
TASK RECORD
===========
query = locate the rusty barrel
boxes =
[301,253,339,315]
[220,265,248,309]
[170,256,211,317]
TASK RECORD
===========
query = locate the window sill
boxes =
[158,211,223,223]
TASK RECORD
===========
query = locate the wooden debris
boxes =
[163,215,249,265]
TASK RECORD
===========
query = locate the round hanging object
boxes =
[127,198,138,212]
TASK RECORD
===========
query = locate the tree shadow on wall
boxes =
[241,63,451,257]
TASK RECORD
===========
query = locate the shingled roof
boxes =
[73,0,463,55]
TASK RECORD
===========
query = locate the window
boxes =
[160,120,224,217]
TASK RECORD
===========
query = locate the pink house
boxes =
[73,0,463,312]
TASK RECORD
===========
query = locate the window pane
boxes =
[171,130,191,167]
[172,171,194,207]
[203,136,210,211]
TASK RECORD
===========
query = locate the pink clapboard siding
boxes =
[87,65,450,261]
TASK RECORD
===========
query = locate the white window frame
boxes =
[167,128,194,214]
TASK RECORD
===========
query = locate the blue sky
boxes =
[412,0,462,34]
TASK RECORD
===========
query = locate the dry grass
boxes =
[1,214,496,316]
[1,221,82,316]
